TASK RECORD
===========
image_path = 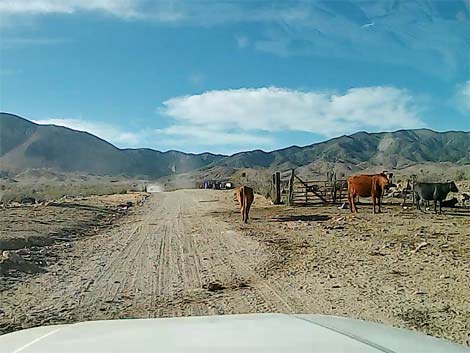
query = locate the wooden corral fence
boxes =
[271,169,348,206]
[272,169,348,206]
[271,170,293,204]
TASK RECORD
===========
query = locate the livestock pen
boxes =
[271,169,348,206]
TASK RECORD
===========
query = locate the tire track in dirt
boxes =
[1,190,291,333]
[74,201,161,319]
[200,216,294,313]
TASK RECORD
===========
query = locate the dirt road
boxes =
[0,190,293,333]
[1,189,469,346]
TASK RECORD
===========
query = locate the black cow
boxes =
[413,181,459,213]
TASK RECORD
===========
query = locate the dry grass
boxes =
[0,182,146,204]
[231,169,274,199]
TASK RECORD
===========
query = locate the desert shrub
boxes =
[455,170,466,181]
[231,170,273,200]
[0,182,146,203]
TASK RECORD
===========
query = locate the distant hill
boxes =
[1,112,469,180]
[211,129,470,171]
[0,113,224,178]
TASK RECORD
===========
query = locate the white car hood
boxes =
[1,313,468,353]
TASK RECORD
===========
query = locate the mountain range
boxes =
[0,113,223,178]
[1,112,469,180]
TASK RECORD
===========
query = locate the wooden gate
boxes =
[285,170,348,206]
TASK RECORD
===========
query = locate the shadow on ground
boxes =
[270,215,331,222]
[49,202,115,214]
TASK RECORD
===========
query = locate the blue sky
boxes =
[1,0,469,155]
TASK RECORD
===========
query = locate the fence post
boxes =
[274,171,281,204]
[288,169,295,206]
[272,173,276,201]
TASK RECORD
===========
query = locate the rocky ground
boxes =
[0,193,148,286]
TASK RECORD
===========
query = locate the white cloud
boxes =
[0,0,144,19]
[28,85,424,153]
[30,116,273,153]
[32,118,142,146]
[160,86,424,137]
[454,81,470,114]
[0,0,308,24]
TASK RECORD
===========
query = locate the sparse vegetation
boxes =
[455,169,466,181]
[0,182,146,204]
[231,169,273,199]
